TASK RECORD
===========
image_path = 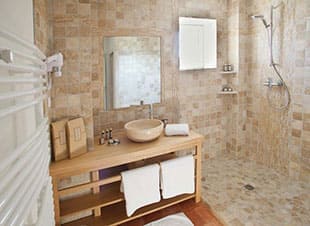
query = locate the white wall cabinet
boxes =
[179,17,217,70]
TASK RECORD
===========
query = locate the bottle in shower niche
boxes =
[223,64,229,71]
[109,128,113,139]
[99,131,105,145]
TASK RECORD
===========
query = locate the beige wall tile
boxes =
[34,0,309,186]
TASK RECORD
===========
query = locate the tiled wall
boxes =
[46,0,230,159]
[49,0,99,148]
[95,0,230,160]
[224,0,248,155]
[33,0,309,183]
[33,0,51,55]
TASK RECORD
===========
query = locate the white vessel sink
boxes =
[124,119,164,142]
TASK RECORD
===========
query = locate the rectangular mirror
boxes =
[103,36,161,110]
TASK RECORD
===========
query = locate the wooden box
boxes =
[51,119,69,161]
[66,118,87,159]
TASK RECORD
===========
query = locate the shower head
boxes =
[251,15,270,28]
[251,15,264,19]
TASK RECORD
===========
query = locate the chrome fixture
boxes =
[251,4,291,110]
[250,15,270,28]
[161,119,168,128]
[0,49,13,63]
[149,103,154,119]
[46,52,63,77]
[244,184,255,191]
[263,77,283,88]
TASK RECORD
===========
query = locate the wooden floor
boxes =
[121,200,223,226]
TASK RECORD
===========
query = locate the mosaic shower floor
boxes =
[201,155,310,226]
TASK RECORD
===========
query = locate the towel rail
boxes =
[0,61,46,75]
[0,28,45,60]
[0,76,44,84]
[0,95,47,119]
[0,154,44,223]
[8,161,49,226]
[36,177,55,226]
[0,132,49,193]
[0,153,48,225]
[0,26,52,226]
[10,163,49,226]
[0,136,48,211]
[0,118,48,172]
[11,49,46,66]
[0,87,46,100]
[37,178,55,226]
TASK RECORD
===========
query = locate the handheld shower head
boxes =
[251,15,270,28]
[251,15,264,19]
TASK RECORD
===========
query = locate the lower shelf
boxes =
[60,182,123,217]
[63,193,196,226]
[217,91,238,95]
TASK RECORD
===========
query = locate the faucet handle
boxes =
[161,119,168,128]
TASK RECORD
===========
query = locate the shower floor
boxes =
[202,155,310,226]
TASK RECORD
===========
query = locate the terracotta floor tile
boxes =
[121,199,223,226]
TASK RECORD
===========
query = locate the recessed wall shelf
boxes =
[217,91,238,95]
[220,71,237,75]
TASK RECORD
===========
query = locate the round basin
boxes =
[124,119,164,142]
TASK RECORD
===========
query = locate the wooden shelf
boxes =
[50,131,203,179]
[217,91,238,95]
[220,71,237,75]
[63,194,196,226]
[60,182,123,217]
[51,130,203,226]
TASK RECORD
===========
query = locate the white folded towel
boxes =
[165,124,189,136]
[121,164,161,217]
[160,155,195,199]
[144,212,194,226]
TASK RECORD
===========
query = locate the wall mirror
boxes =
[103,36,161,110]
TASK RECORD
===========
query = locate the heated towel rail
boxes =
[0,27,54,226]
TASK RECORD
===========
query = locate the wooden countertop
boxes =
[50,130,203,179]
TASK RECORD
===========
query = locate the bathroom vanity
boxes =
[50,131,203,226]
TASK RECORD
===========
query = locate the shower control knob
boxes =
[263,78,283,88]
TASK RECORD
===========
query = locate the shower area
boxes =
[201,0,310,225]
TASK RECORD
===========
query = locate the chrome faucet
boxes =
[263,77,283,88]
[149,104,153,119]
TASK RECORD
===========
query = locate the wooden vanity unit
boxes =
[49,131,203,226]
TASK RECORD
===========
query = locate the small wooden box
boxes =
[66,118,87,159]
[51,119,69,161]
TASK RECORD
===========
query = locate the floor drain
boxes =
[244,184,255,190]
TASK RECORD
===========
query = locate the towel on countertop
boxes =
[160,155,195,199]
[165,124,189,136]
[121,164,161,217]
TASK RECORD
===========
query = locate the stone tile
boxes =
[202,155,310,226]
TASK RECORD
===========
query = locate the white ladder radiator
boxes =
[0,27,54,226]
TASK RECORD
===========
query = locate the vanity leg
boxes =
[91,171,101,216]
[195,143,202,203]
[52,178,61,226]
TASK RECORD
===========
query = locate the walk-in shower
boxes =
[251,4,291,110]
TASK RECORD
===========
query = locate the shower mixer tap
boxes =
[263,77,283,88]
